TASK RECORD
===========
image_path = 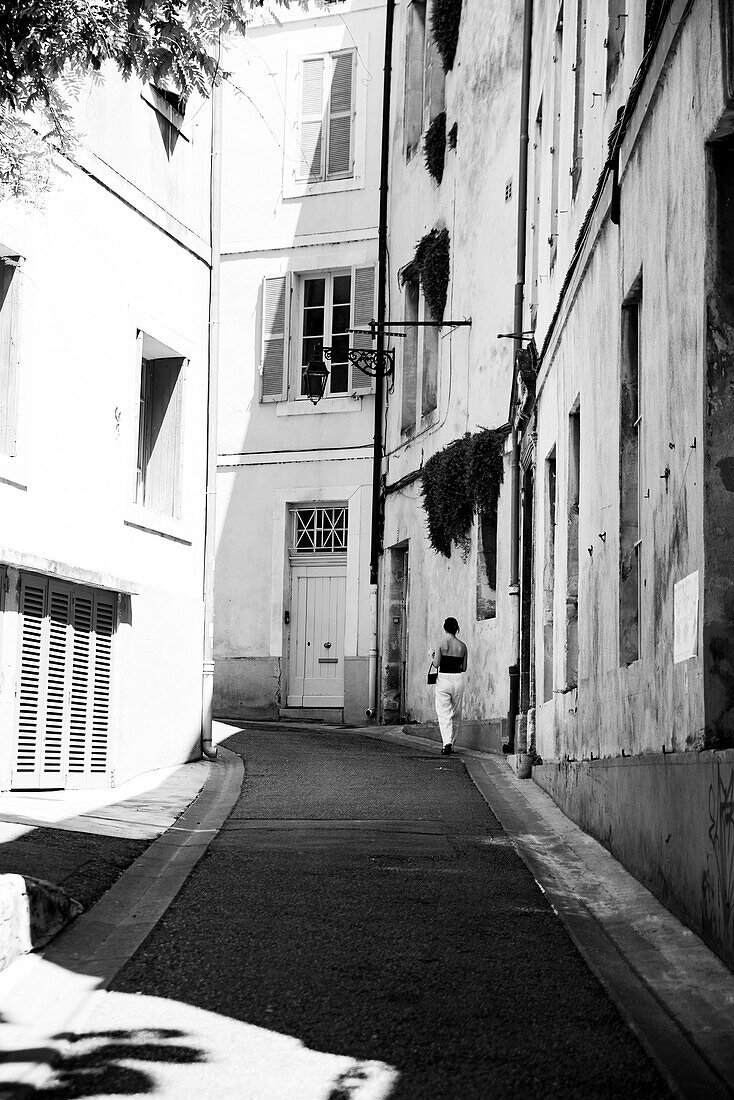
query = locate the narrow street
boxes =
[33,725,669,1099]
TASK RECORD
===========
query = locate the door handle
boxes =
[324,642,331,649]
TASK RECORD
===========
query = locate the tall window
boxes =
[530,98,543,324]
[421,292,439,418]
[404,0,427,155]
[298,269,375,399]
[571,0,587,198]
[566,406,581,688]
[549,8,563,270]
[476,506,498,620]
[606,0,626,94]
[619,284,641,665]
[297,51,354,183]
[543,448,557,701]
[136,341,184,518]
[0,254,21,457]
[401,278,419,432]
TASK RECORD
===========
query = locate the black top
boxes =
[439,653,464,672]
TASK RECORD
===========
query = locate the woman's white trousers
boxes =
[435,672,465,747]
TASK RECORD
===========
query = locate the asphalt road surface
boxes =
[39,726,671,1099]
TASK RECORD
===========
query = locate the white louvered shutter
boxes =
[0,258,20,457]
[90,593,114,776]
[15,577,47,783]
[327,52,354,178]
[298,57,325,181]
[44,584,71,778]
[351,267,376,394]
[68,592,93,776]
[261,275,289,402]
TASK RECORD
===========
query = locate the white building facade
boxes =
[214,1,385,724]
[0,71,214,789]
[378,0,522,749]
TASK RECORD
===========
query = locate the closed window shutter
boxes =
[327,53,354,178]
[69,593,93,775]
[298,57,325,181]
[15,577,47,780]
[45,585,71,776]
[261,275,289,402]
[351,267,376,393]
[0,258,20,457]
[91,593,114,775]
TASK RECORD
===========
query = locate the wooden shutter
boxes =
[44,584,71,777]
[90,593,114,776]
[0,258,20,457]
[261,275,289,402]
[15,577,47,782]
[351,267,376,394]
[144,357,183,518]
[327,52,354,178]
[298,57,325,181]
[68,592,93,775]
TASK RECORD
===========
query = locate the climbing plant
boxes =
[424,110,446,184]
[413,226,450,322]
[430,0,463,72]
[447,121,458,150]
[420,427,508,559]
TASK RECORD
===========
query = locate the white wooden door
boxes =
[287,565,346,708]
[13,575,115,789]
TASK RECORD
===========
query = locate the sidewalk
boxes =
[0,720,731,1098]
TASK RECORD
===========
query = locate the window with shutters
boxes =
[260,265,376,404]
[135,335,185,518]
[297,50,355,184]
[0,254,21,458]
[14,574,116,789]
[404,1,444,159]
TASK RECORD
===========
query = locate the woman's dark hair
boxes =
[444,617,459,635]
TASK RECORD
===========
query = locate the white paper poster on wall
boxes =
[674,571,699,663]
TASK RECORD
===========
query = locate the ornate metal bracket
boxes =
[322,345,395,379]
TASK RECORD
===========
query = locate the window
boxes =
[619,284,642,665]
[421,290,439,418]
[530,99,543,323]
[0,254,21,457]
[297,50,354,183]
[476,505,498,620]
[566,405,580,688]
[404,1,445,158]
[401,277,419,432]
[571,0,587,198]
[549,7,563,269]
[260,266,376,404]
[293,506,347,553]
[606,0,626,94]
[135,336,185,518]
[543,448,557,701]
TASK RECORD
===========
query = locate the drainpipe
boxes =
[201,82,223,761]
[367,0,395,721]
[507,0,534,750]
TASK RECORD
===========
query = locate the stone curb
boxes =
[0,746,244,1098]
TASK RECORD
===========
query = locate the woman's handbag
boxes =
[427,661,438,685]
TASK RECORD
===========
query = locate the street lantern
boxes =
[303,352,330,404]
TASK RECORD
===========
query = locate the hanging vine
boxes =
[424,110,446,184]
[431,0,463,72]
[413,226,450,322]
[420,427,508,559]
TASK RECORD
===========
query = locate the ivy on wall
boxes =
[431,0,463,72]
[424,111,446,184]
[413,226,450,321]
[447,121,458,150]
[420,427,508,559]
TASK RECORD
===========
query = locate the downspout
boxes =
[367,0,395,720]
[507,0,534,750]
[201,82,223,760]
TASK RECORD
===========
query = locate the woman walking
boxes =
[431,617,467,755]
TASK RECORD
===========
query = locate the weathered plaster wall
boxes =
[534,751,734,971]
[531,0,719,764]
[381,0,522,729]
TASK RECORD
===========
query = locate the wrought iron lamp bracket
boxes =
[322,345,395,379]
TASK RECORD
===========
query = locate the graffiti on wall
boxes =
[702,765,734,957]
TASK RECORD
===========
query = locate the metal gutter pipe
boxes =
[201,82,223,760]
[367,0,395,720]
[507,0,534,749]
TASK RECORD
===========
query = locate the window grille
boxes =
[293,507,348,553]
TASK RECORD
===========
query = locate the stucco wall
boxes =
[0,75,212,787]
[380,0,522,727]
